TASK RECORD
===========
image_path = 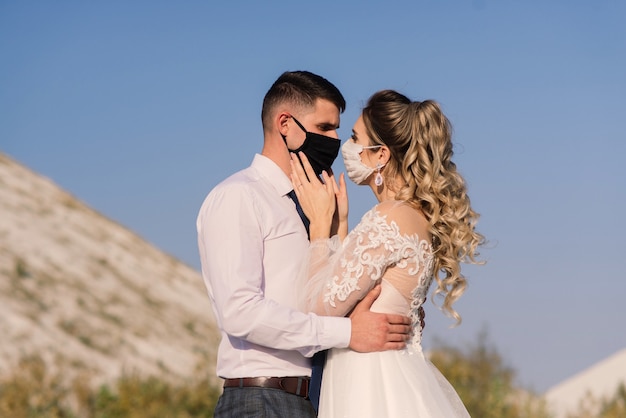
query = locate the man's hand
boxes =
[348,285,411,353]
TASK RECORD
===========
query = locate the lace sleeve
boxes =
[298,209,405,317]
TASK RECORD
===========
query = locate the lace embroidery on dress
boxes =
[323,210,403,307]
[299,205,435,350]
[323,209,434,350]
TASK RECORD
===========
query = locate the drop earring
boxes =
[374,163,384,186]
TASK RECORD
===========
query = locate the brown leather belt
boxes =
[223,377,310,398]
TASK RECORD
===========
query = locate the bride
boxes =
[290,90,484,417]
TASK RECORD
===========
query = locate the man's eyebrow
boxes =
[319,122,339,130]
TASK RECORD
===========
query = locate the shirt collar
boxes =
[251,154,293,196]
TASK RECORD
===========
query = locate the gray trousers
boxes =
[214,387,317,418]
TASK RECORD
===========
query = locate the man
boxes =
[197,71,411,417]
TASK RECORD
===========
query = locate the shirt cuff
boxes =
[319,316,351,349]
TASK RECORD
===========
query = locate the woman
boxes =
[290,90,484,417]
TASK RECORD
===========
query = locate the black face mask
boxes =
[285,116,341,177]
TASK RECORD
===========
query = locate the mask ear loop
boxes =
[290,116,307,133]
[282,115,307,152]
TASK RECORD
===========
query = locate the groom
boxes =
[197,70,411,417]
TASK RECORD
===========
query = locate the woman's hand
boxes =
[331,172,349,240]
[290,152,335,240]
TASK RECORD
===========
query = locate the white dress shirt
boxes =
[197,154,351,379]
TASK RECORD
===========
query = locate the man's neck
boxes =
[261,133,291,177]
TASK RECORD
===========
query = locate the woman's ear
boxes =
[378,145,391,166]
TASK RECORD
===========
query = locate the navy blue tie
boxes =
[288,190,310,237]
[287,190,325,411]
[309,351,326,411]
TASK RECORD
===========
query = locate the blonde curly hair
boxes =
[362,90,485,323]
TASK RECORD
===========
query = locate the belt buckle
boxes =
[278,377,297,394]
[293,377,309,399]
[279,377,305,397]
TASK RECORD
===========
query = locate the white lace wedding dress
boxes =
[299,200,471,418]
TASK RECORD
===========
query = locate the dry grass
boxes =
[0,356,220,418]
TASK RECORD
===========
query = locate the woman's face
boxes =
[350,115,378,168]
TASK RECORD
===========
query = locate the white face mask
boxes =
[341,140,384,185]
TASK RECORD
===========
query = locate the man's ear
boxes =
[277,112,291,138]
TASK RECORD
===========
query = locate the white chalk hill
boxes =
[0,152,219,387]
[545,348,626,418]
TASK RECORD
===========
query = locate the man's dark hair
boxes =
[261,71,346,131]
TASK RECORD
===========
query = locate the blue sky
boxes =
[2,1,625,392]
